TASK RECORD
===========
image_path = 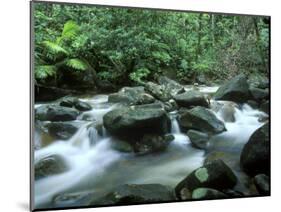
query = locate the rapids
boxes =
[33,87,268,208]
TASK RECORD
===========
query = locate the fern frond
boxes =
[65,58,88,71]
[35,65,57,79]
[42,41,68,59]
[61,21,79,40]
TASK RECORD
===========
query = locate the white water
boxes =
[34,91,268,208]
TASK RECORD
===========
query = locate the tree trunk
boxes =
[196,14,203,61]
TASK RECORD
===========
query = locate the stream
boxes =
[33,87,267,208]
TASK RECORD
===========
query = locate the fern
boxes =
[57,20,79,44]
[42,41,68,59]
[65,58,88,71]
[35,65,57,79]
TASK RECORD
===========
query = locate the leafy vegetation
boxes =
[33,3,269,91]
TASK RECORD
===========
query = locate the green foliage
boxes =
[129,68,151,83]
[33,2,269,89]
[65,59,88,71]
[42,41,68,60]
[35,65,57,79]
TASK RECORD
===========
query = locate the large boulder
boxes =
[213,74,250,103]
[103,106,170,136]
[35,154,69,180]
[45,122,78,140]
[35,105,80,121]
[175,159,237,199]
[240,123,269,176]
[145,82,172,102]
[173,90,209,108]
[91,184,175,205]
[192,188,227,200]
[158,76,185,96]
[178,106,226,134]
[187,130,209,149]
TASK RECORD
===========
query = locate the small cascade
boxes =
[88,126,99,146]
[209,101,268,152]
[170,111,181,134]
[169,111,191,146]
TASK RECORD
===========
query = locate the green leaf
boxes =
[129,68,150,83]
[61,21,79,40]
[65,58,88,71]
[42,41,68,59]
[35,65,57,79]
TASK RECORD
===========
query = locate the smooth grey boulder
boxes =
[213,74,250,103]
[35,154,69,180]
[45,122,78,140]
[187,130,209,149]
[178,106,226,134]
[158,76,185,96]
[35,105,80,121]
[174,90,209,108]
[103,105,170,136]
[145,82,172,102]
[240,123,269,176]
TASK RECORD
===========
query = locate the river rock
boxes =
[213,74,250,103]
[45,122,78,140]
[178,106,226,134]
[253,174,270,195]
[145,82,172,102]
[74,101,92,111]
[249,87,269,103]
[35,154,69,180]
[59,97,79,108]
[133,134,174,155]
[163,99,178,112]
[108,86,155,105]
[217,102,237,122]
[35,105,80,121]
[192,188,227,200]
[240,123,269,176]
[187,130,209,149]
[158,76,185,96]
[175,159,237,199]
[174,90,209,108]
[91,184,175,205]
[103,106,170,136]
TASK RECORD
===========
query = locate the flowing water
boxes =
[33,87,268,208]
